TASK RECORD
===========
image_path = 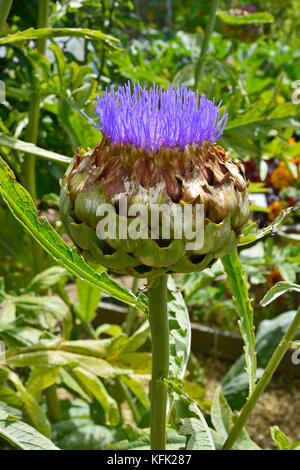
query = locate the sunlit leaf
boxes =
[260,281,300,307]
[0,27,118,47]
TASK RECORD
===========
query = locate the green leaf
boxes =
[260,281,300,307]
[119,321,149,355]
[220,104,300,158]
[183,261,224,302]
[0,403,58,450]
[76,278,101,323]
[0,156,145,311]
[210,388,259,450]
[218,10,274,25]
[51,417,117,450]
[270,426,293,450]
[61,336,127,358]
[27,267,68,293]
[26,367,60,401]
[0,27,118,47]
[0,385,23,409]
[73,367,120,426]
[0,133,71,165]
[12,294,69,329]
[7,349,131,380]
[59,367,92,402]
[222,249,256,396]
[7,370,51,437]
[120,375,150,408]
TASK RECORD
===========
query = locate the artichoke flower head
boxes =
[60,82,249,277]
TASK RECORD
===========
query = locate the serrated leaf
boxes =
[178,403,215,450]
[222,249,256,396]
[260,281,300,307]
[0,156,146,312]
[167,380,215,450]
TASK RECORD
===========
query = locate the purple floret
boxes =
[82,82,228,153]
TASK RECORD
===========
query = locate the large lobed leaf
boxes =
[167,379,215,450]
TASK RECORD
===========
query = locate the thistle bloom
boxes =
[82,83,228,152]
[60,82,249,277]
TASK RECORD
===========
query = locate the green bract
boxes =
[60,139,250,277]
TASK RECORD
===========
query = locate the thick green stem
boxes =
[22,0,50,273]
[194,0,219,88]
[148,274,169,450]
[45,384,62,423]
[223,307,300,450]
[0,0,13,32]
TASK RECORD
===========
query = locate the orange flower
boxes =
[288,137,296,145]
[267,268,284,288]
[268,200,285,221]
[270,161,294,189]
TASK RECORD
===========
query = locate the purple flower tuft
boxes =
[82,82,228,153]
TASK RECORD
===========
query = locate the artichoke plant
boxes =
[60,83,249,278]
[60,82,250,450]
